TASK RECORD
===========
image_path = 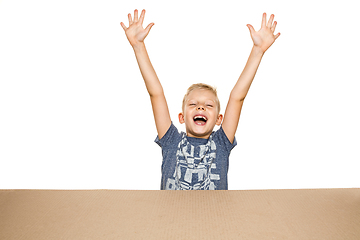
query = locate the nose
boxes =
[197,106,205,111]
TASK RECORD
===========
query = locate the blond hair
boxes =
[182,83,220,113]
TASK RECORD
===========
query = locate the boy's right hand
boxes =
[120,9,154,48]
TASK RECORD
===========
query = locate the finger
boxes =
[120,22,127,31]
[261,13,267,28]
[247,24,255,36]
[139,9,145,25]
[267,14,274,28]
[128,13,133,25]
[271,21,277,33]
[134,9,138,22]
[144,22,154,35]
[274,32,280,40]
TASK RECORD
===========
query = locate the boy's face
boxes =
[179,89,223,139]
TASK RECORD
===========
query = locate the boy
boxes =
[120,9,280,190]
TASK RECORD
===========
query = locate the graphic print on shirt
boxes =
[165,133,220,190]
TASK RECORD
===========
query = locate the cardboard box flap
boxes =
[1,189,359,239]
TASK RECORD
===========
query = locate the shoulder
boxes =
[154,122,182,148]
[212,125,237,152]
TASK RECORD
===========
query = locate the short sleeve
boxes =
[154,122,181,148]
[213,125,237,153]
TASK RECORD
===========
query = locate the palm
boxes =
[126,23,149,45]
[247,13,280,53]
[120,9,154,47]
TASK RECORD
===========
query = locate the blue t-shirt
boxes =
[155,123,237,190]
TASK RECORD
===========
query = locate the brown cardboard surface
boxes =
[0,188,359,239]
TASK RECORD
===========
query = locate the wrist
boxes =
[132,42,146,52]
[252,45,265,56]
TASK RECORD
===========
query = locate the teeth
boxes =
[194,116,207,120]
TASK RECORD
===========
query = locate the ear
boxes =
[178,112,185,124]
[215,114,223,126]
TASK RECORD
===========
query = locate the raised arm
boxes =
[121,9,171,139]
[222,13,280,143]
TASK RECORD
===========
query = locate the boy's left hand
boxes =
[247,13,280,53]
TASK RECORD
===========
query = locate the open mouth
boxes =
[193,115,207,126]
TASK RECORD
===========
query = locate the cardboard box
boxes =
[1,188,359,239]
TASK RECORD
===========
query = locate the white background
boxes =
[0,0,359,190]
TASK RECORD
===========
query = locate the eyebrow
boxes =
[187,99,215,104]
